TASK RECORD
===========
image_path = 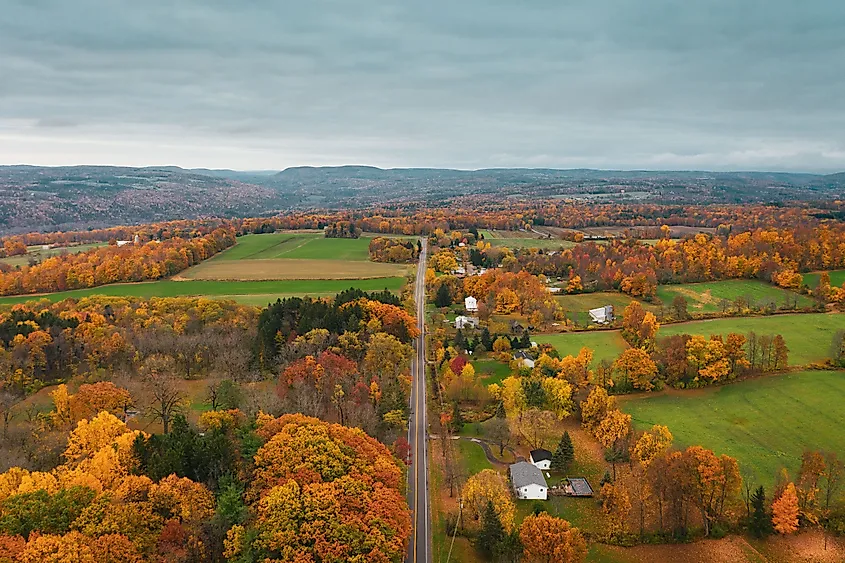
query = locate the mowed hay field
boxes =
[479,229,576,249]
[180,231,412,281]
[533,330,628,366]
[657,280,815,313]
[805,270,845,288]
[621,370,845,487]
[659,312,845,366]
[0,277,407,307]
[557,291,659,325]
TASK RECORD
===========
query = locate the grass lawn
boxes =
[0,277,407,306]
[620,370,845,487]
[0,242,109,267]
[534,331,629,366]
[557,292,658,326]
[456,439,494,476]
[659,312,845,366]
[473,359,512,386]
[656,280,814,313]
[805,270,845,288]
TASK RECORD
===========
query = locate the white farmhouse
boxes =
[509,461,548,500]
[513,351,535,369]
[464,296,478,313]
[529,449,553,471]
[454,316,479,330]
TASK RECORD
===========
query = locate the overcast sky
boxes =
[1,1,844,172]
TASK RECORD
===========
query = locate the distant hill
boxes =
[1,164,843,234]
[0,165,286,234]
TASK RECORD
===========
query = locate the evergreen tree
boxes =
[481,328,493,351]
[551,431,575,471]
[495,530,523,562]
[435,283,452,308]
[454,329,467,350]
[477,501,505,559]
[750,485,772,537]
[451,402,464,433]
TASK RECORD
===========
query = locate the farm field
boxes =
[659,312,845,366]
[557,291,659,326]
[805,269,845,288]
[621,370,845,487]
[656,279,815,313]
[0,277,407,306]
[479,229,576,249]
[533,330,628,366]
[181,231,411,280]
[181,258,409,280]
[0,242,109,267]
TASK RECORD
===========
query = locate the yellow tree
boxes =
[772,482,800,534]
[462,469,516,531]
[600,483,631,537]
[612,348,657,391]
[500,376,527,419]
[519,512,587,563]
[580,387,616,433]
[632,425,673,468]
[541,377,573,419]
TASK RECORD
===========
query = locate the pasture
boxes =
[0,277,407,307]
[533,330,628,366]
[659,312,845,366]
[621,370,845,487]
[0,242,108,267]
[805,270,845,288]
[181,231,411,280]
[656,280,814,313]
[557,292,659,326]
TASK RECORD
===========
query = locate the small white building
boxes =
[548,287,562,294]
[510,461,548,500]
[514,351,535,369]
[530,449,553,471]
[588,305,614,324]
[455,316,479,330]
[116,240,132,247]
[464,296,478,312]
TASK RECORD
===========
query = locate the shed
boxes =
[529,449,553,470]
[588,305,614,324]
[464,296,478,312]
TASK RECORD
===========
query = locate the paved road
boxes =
[407,239,431,563]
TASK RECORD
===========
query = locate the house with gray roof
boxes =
[509,461,548,500]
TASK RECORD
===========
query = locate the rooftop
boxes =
[510,461,547,489]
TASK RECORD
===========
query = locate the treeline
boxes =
[0,228,236,296]
[368,236,420,263]
[323,221,361,239]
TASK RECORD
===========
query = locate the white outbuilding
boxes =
[464,296,478,312]
[529,449,553,471]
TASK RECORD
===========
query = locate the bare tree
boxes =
[485,417,512,458]
[140,354,184,434]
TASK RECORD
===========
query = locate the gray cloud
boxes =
[0,0,843,171]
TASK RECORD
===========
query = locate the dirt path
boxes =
[456,436,524,467]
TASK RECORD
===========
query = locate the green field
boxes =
[533,330,628,366]
[181,231,411,281]
[221,231,373,261]
[621,370,845,487]
[479,230,575,249]
[0,242,109,267]
[657,280,814,313]
[659,313,845,366]
[473,358,512,386]
[805,270,845,288]
[0,277,407,307]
